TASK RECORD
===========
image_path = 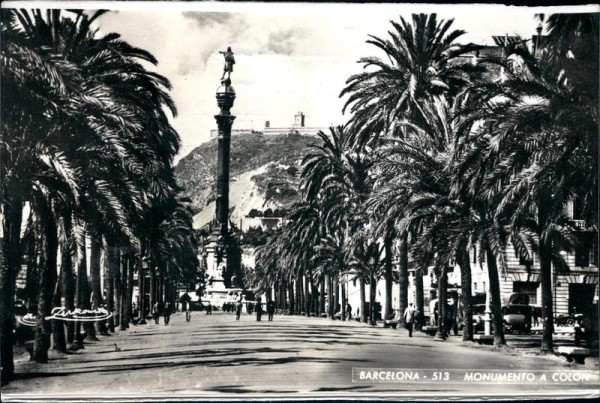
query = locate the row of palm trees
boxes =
[1,10,199,382]
[253,13,597,352]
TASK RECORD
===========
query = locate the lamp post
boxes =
[483,282,492,336]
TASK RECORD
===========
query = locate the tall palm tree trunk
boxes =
[539,196,554,353]
[334,274,340,318]
[105,244,117,333]
[341,281,347,321]
[383,236,394,320]
[1,198,23,381]
[435,266,447,340]
[359,276,367,323]
[51,266,66,352]
[485,246,506,347]
[327,274,334,319]
[149,265,156,311]
[33,210,58,363]
[369,270,377,326]
[139,255,147,324]
[114,250,122,329]
[25,245,39,312]
[120,255,129,330]
[73,228,86,348]
[127,258,134,324]
[281,280,287,311]
[157,269,163,303]
[304,274,311,316]
[296,278,302,315]
[398,231,409,319]
[415,268,424,330]
[80,234,97,342]
[319,277,325,316]
[288,280,295,315]
[276,280,282,310]
[457,247,473,341]
[60,217,75,346]
[90,234,107,335]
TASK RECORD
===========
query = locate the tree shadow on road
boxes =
[9,345,365,382]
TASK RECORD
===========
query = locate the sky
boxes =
[7,1,597,163]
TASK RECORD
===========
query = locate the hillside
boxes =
[175,132,317,228]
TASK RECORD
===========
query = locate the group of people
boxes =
[253,296,276,322]
[149,292,280,324]
[152,301,173,325]
[231,295,276,322]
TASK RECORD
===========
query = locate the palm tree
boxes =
[341,14,486,329]
[1,9,85,377]
[301,126,377,321]
[1,9,183,379]
[454,15,598,352]
[368,89,518,345]
[340,13,483,147]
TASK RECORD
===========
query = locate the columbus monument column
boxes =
[215,79,236,235]
[204,47,241,290]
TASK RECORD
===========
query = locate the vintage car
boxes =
[502,304,532,334]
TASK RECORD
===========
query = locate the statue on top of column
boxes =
[219,47,235,81]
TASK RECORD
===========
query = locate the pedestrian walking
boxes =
[429,298,438,327]
[164,301,171,325]
[185,301,192,322]
[267,298,275,321]
[206,302,212,315]
[179,292,192,322]
[235,296,243,321]
[152,301,160,324]
[403,303,416,337]
[256,296,263,321]
[346,303,352,321]
[532,307,540,327]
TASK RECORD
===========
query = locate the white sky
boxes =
[4,2,598,163]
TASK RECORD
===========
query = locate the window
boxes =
[572,198,584,220]
[518,251,533,266]
[513,281,538,305]
[575,242,590,267]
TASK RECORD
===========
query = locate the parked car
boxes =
[502,304,532,334]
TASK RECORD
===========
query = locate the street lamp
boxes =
[483,282,492,336]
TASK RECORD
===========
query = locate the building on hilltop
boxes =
[210,111,326,138]
[263,111,325,136]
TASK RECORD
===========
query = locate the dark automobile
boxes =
[502,304,532,334]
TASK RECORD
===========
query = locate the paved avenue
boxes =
[2,312,597,399]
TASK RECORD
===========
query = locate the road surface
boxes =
[2,311,598,400]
